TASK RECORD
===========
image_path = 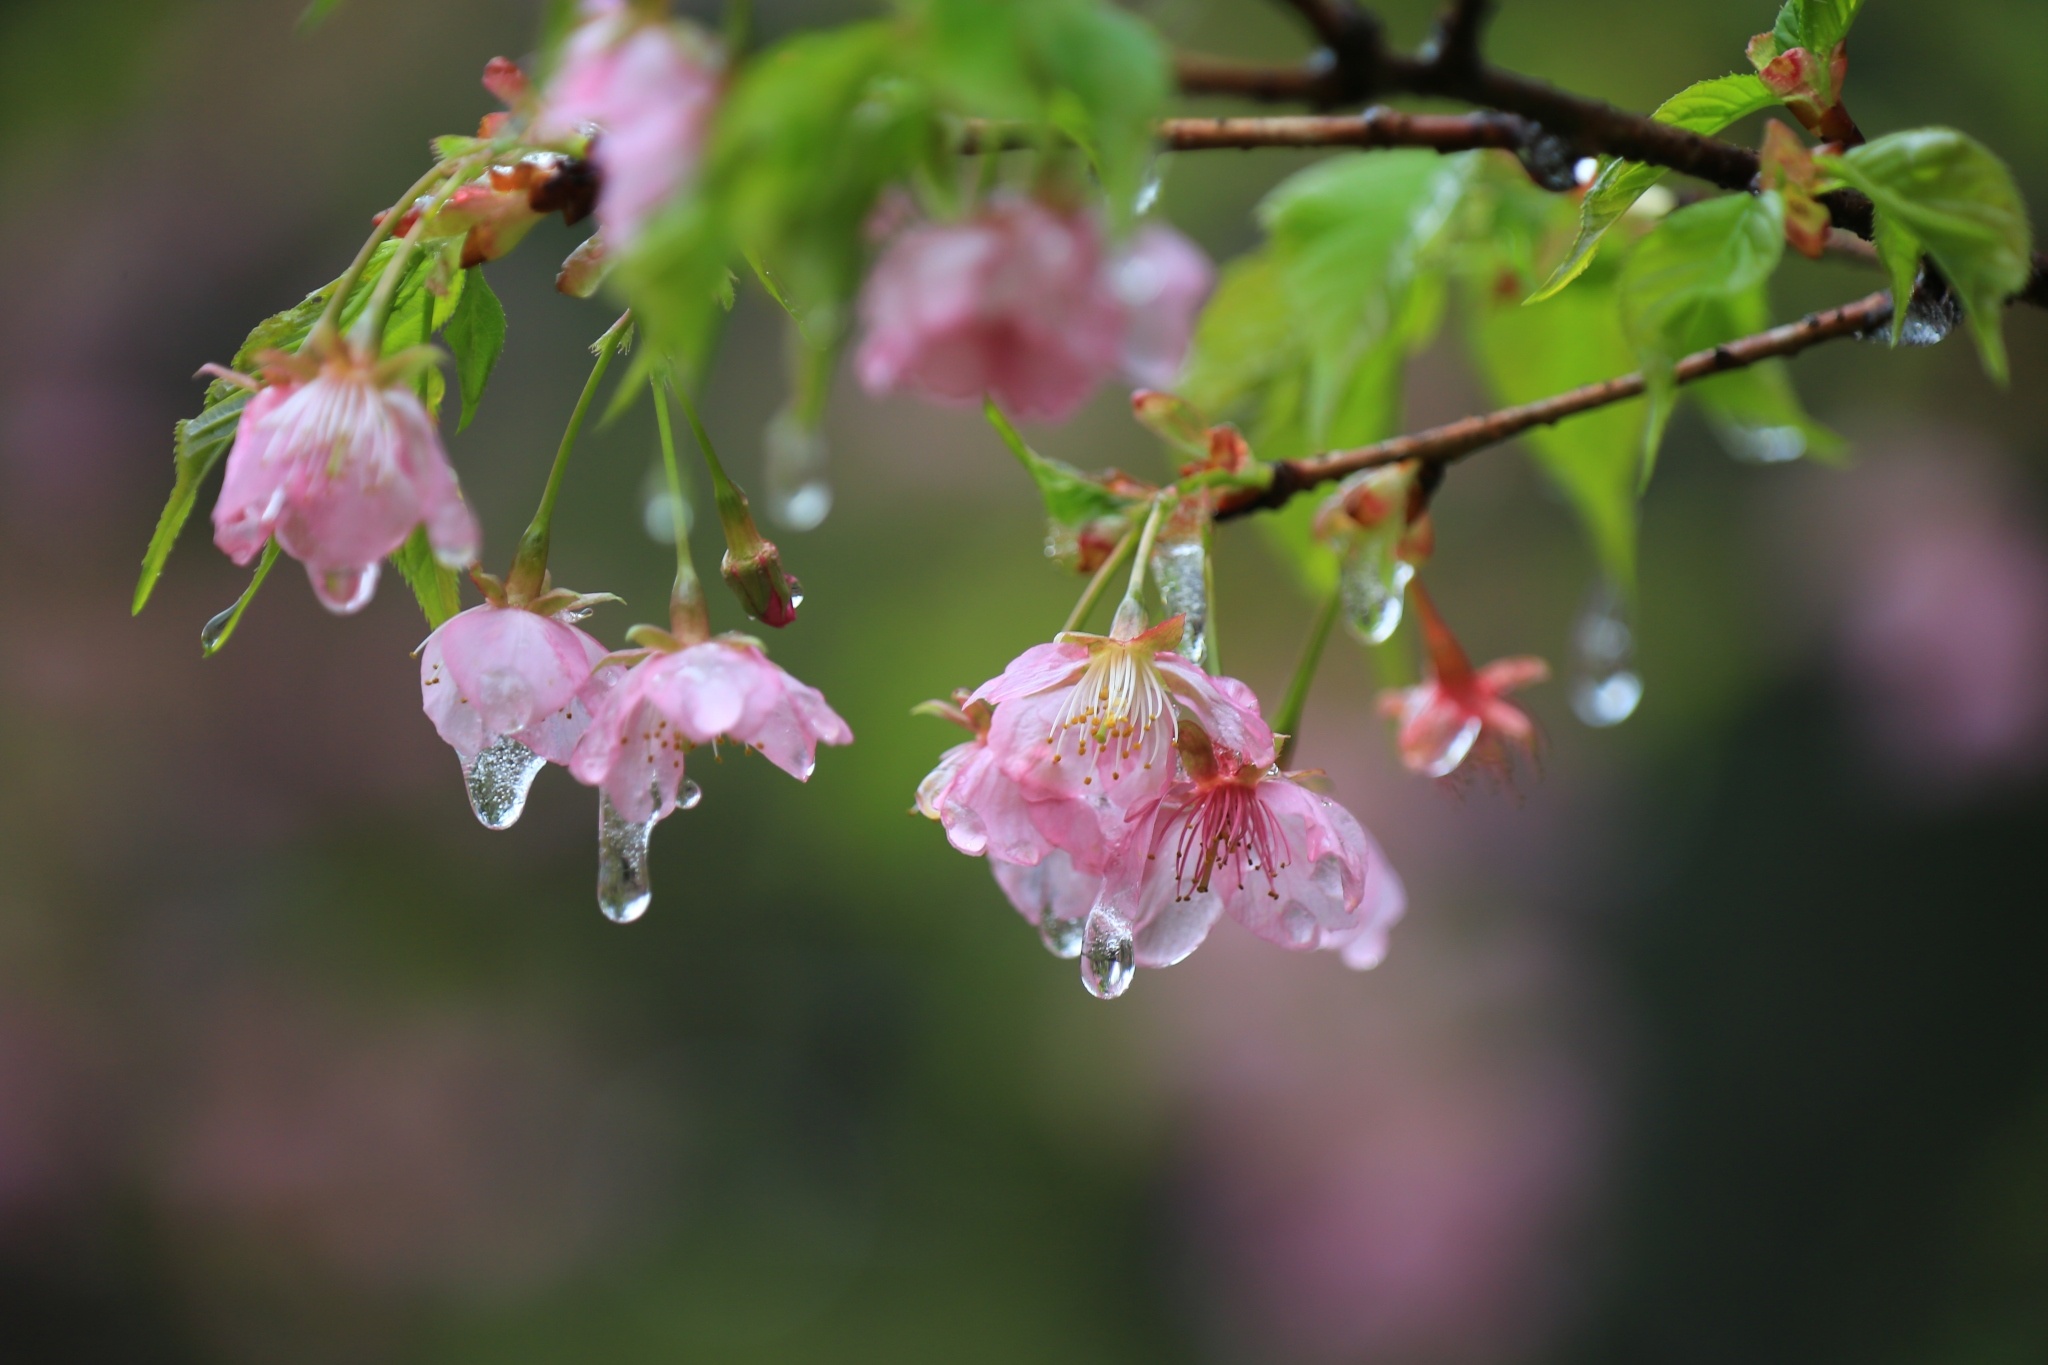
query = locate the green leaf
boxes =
[1619,191,1786,478]
[983,399,1136,527]
[1873,211,1922,346]
[134,388,251,614]
[1530,74,1778,303]
[444,266,506,432]
[1817,128,2034,383]
[200,540,280,658]
[1688,287,1842,464]
[390,526,463,629]
[1471,264,1642,585]
[1181,251,1296,418]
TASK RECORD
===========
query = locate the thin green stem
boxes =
[1119,494,1174,612]
[307,159,454,352]
[1061,525,1138,635]
[506,312,630,599]
[652,377,710,641]
[1273,584,1343,769]
[348,158,476,353]
[1201,522,1221,674]
[671,383,745,521]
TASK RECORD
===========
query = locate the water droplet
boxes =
[1717,423,1807,464]
[764,409,832,531]
[596,793,657,923]
[1133,162,1166,215]
[1339,534,1414,646]
[1899,282,1961,347]
[311,562,378,615]
[1418,716,1484,778]
[461,735,547,830]
[1153,537,1208,668]
[1569,580,1643,728]
[199,604,238,654]
[1572,156,1600,186]
[1039,914,1084,960]
[1516,130,1579,191]
[1080,905,1135,1000]
[677,779,703,811]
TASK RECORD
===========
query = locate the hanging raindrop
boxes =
[1899,281,1962,347]
[461,735,548,830]
[1569,580,1643,728]
[1080,904,1136,1000]
[1038,913,1085,960]
[199,605,238,654]
[596,793,657,923]
[1339,533,1414,646]
[1153,537,1209,668]
[764,408,833,532]
[641,462,692,543]
[1133,160,1167,215]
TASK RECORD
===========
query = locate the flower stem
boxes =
[670,383,747,528]
[347,157,477,354]
[1273,583,1342,769]
[305,160,455,353]
[1202,521,1221,674]
[1119,493,1174,612]
[1061,524,1138,635]
[652,376,710,642]
[505,312,631,601]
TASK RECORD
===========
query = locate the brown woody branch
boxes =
[1155,108,1530,153]
[1173,14,2048,307]
[1214,289,1894,521]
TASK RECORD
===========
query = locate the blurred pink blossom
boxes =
[855,194,1212,422]
[532,0,720,247]
[1379,584,1548,779]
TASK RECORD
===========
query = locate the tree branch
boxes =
[1215,289,1894,522]
[1426,0,1493,76]
[1154,108,1531,153]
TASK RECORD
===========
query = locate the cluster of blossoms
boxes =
[157,0,1561,995]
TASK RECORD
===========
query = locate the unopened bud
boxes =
[720,539,802,628]
[481,56,529,107]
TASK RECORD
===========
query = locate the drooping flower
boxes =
[1376,583,1548,779]
[1095,725,1400,980]
[854,194,1213,423]
[972,604,1272,824]
[210,344,479,614]
[914,695,1100,870]
[1111,223,1216,390]
[568,634,851,824]
[531,0,721,248]
[419,599,614,828]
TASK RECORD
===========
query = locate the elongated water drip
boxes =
[764,408,832,532]
[1900,283,1961,347]
[1080,904,1135,999]
[596,793,657,923]
[199,605,238,654]
[1339,532,1414,646]
[1153,537,1209,668]
[462,735,548,830]
[1569,581,1643,728]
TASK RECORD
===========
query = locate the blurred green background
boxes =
[1,0,2045,1360]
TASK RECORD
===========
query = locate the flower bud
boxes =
[720,536,802,629]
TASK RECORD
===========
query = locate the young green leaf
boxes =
[1761,0,1864,102]
[1872,212,1922,346]
[1472,268,1642,586]
[445,266,507,431]
[1530,74,1778,303]
[1619,192,1786,478]
[1817,128,2034,382]
[390,526,464,629]
[134,388,251,614]
[983,399,1137,527]
[1688,284,1843,464]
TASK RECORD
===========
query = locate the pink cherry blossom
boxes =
[914,698,1096,869]
[855,194,1122,421]
[211,348,479,615]
[419,604,609,765]
[568,636,851,823]
[532,0,720,248]
[1111,223,1215,390]
[1099,738,1395,973]
[971,609,1273,826]
[1377,583,1548,779]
